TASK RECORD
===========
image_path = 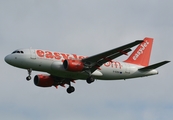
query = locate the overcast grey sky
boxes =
[0,0,173,120]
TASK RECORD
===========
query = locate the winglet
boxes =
[138,61,170,71]
[124,37,153,66]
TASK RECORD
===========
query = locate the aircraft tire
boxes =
[67,86,75,94]
[26,76,31,81]
[86,77,95,84]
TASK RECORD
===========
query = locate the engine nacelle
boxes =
[63,59,84,72]
[34,75,54,87]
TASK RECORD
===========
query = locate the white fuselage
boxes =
[5,48,158,80]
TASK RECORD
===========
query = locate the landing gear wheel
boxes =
[67,86,75,94]
[26,76,31,81]
[86,77,95,84]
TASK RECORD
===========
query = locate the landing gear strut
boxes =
[85,70,95,84]
[66,81,75,94]
[26,68,32,81]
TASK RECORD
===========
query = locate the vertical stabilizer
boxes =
[124,37,153,66]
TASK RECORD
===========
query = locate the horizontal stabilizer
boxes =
[138,61,170,71]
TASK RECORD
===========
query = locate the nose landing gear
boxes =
[26,68,32,81]
[26,76,31,80]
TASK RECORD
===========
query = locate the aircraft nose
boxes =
[4,55,11,64]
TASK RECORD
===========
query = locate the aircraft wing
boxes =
[82,40,143,73]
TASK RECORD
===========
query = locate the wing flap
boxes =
[138,61,170,71]
[90,48,131,72]
[97,48,131,66]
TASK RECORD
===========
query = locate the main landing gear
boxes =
[26,68,32,81]
[66,81,75,94]
[66,76,95,94]
[86,77,95,84]
[67,86,75,94]
[85,70,95,84]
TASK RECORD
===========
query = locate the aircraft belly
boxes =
[49,70,88,80]
[98,66,127,80]
[26,58,157,80]
[97,63,140,80]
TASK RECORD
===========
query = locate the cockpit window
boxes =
[12,51,17,54]
[12,50,24,54]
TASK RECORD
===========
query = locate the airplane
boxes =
[4,37,170,94]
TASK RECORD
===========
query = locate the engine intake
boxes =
[63,59,84,72]
[34,75,54,87]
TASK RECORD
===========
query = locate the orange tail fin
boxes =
[124,37,153,66]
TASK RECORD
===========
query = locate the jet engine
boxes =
[63,59,84,72]
[34,75,54,87]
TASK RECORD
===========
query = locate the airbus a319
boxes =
[4,37,170,93]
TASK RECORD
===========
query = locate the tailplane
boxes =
[124,37,153,66]
[138,61,170,71]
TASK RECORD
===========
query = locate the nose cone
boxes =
[4,55,11,64]
[4,54,24,68]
